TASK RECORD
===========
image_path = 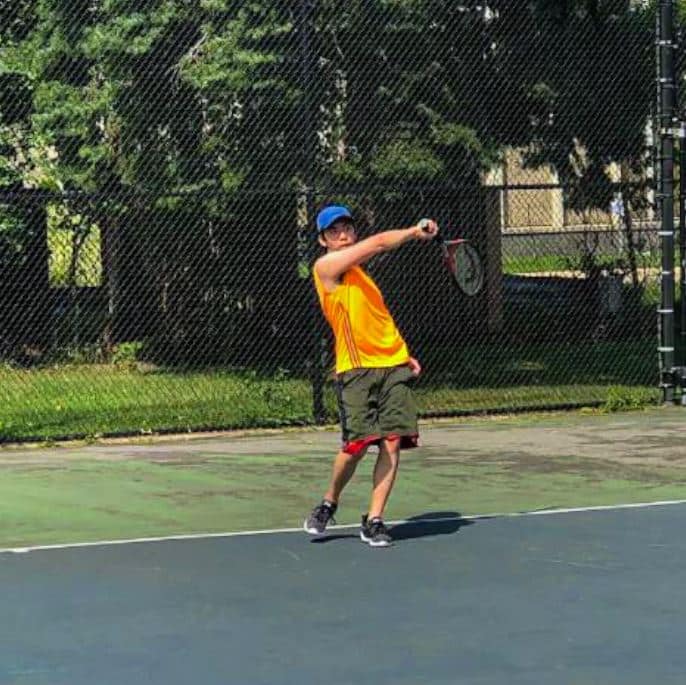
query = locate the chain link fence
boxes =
[0,1,671,441]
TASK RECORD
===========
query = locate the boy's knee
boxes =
[383,436,401,450]
[381,438,401,462]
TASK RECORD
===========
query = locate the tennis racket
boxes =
[419,218,484,296]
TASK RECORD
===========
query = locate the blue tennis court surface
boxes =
[2,503,685,685]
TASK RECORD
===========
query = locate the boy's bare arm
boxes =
[315,222,437,291]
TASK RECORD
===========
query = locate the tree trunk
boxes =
[99,212,121,357]
[19,193,51,350]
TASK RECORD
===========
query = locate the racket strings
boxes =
[441,241,484,295]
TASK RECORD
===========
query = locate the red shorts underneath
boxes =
[343,433,419,457]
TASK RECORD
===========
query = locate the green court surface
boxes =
[1,406,685,550]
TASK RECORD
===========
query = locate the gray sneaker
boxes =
[360,515,392,547]
[303,500,337,535]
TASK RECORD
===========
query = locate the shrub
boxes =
[604,385,660,412]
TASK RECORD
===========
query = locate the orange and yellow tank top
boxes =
[313,264,410,374]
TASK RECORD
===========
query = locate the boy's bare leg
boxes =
[305,447,367,535]
[324,448,367,504]
[368,437,400,519]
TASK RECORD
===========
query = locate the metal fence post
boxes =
[297,0,326,423]
[680,124,686,402]
[657,0,677,403]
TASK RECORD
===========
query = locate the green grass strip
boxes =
[0,339,659,442]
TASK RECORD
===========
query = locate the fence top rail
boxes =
[0,180,649,203]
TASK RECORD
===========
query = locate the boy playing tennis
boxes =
[303,205,438,547]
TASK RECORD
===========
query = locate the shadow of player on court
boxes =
[310,511,473,543]
[389,511,474,540]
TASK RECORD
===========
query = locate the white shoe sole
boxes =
[303,521,325,536]
[359,531,392,547]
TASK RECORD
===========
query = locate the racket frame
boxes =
[419,219,484,297]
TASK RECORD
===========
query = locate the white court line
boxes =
[2,498,686,555]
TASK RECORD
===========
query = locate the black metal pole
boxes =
[657,0,676,403]
[680,124,686,402]
[298,0,325,423]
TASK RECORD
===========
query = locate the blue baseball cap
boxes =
[316,205,353,233]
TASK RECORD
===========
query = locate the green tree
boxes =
[0,0,663,363]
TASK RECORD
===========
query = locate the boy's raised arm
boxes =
[316,222,437,289]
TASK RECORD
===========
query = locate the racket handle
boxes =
[418,218,439,241]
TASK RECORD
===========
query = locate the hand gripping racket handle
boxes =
[418,218,438,238]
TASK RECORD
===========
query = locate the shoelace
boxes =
[315,505,336,526]
[369,519,388,536]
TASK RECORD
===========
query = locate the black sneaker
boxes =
[303,500,337,535]
[360,515,392,547]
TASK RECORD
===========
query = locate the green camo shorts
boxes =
[334,364,419,456]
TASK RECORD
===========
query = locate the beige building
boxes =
[484,148,624,232]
